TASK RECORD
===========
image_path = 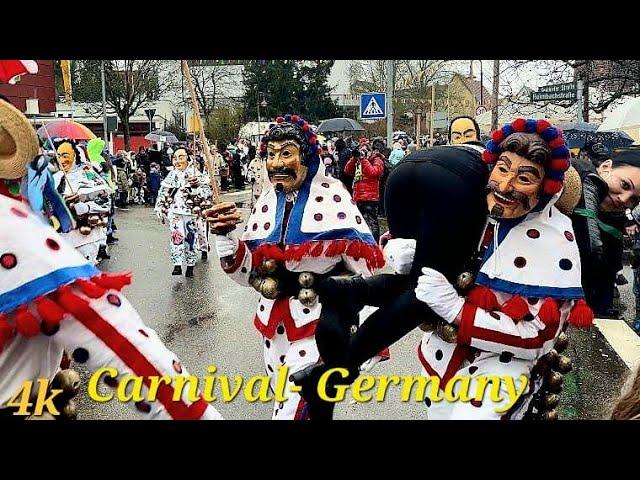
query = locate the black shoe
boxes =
[616,274,628,286]
[185,266,194,277]
[97,245,110,260]
[172,266,182,276]
[201,251,208,261]
[106,234,119,245]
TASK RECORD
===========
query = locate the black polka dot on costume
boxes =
[424,397,432,407]
[333,195,342,202]
[135,401,152,414]
[10,207,28,218]
[252,208,256,214]
[46,238,60,251]
[41,322,59,336]
[499,351,514,363]
[274,409,279,416]
[355,216,362,224]
[315,196,323,202]
[469,366,478,374]
[139,329,149,337]
[514,257,527,268]
[471,399,483,408]
[564,231,574,242]
[72,348,89,363]
[260,305,265,312]
[337,212,346,220]
[527,297,539,305]
[321,182,330,188]
[262,205,269,213]
[526,229,540,239]
[267,365,274,372]
[559,259,573,270]
[299,350,306,357]
[172,360,183,373]
[279,402,284,409]
[277,325,285,335]
[303,308,310,314]
[241,267,247,273]
[490,312,501,320]
[523,313,535,322]
[103,375,118,388]
[264,222,271,230]
[314,213,323,221]
[0,253,17,269]
[252,223,258,231]
[265,339,270,348]
[280,355,286,363]
[435,349,443,361]
[107,294,121,307]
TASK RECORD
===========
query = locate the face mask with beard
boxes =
[486,151,545,219]
[266,139,308,193]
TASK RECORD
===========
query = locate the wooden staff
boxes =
[180,60,221,203]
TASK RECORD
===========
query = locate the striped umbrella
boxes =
[0,60,38,84]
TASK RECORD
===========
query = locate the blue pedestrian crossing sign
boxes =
[360,92,386,120]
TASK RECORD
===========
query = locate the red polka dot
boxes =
[526,229,540,239]
[172,360,183,373]
[135,401,152,413]
[107,294,121,307]
[252,223,258,231]
[10,207,27,218]
[490,311,501,320]
[315,196,324,202]
[46,238,60,250]
[0,253,17,269]
[262,205,268,213]
[299,350,306,357]
[337,212,346,220]
[264,222,271,230]
[314,213,323,221]
[138,329,149,337]
[333,195,342,202]
[514,257,527,268]
[471,400,483,408]
[564,231,574,242]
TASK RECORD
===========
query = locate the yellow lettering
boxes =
[474,375,502,403]
[245,375,272,402]
[375,375,402,402]
[219,374,244,402]
[444,375,472,403]
[317,368,349,402]
[202,366,217,402]
[172,375,201,402]
[400,375,441,402]
[87,367,116,402]
[494,375,529,413]
[147,375,173,402]
[352,375,376,403]
[6,381,34,415]
[118,375,146,402]
[33,379,61,415]
[273,366,289,402]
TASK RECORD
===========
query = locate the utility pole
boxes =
[101,60,107,140]
[429,84,435,147]
[385,60,394,147]
[576,79,584,122]
[491,59,500,130]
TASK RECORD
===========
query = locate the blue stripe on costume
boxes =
[475,272,584,300]
[0,263,100,314]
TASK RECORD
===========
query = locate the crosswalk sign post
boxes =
[360,92,386,120]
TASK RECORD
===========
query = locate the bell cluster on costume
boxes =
[482,118,572,196]
[26,368,82,420]
[66,195,110,235]
[157,187,213,218]
[259,114,322,160]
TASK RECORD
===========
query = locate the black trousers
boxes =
[357,200,380,242]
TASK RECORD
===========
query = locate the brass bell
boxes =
[542,393,560,410]
[62,399,78,420]
[544,371,563,393]
[419,321,437,332]
[298,272,315,288]
[161,207,169,215]
[436,322,458,343]
[79,225,92,235]
[554,332,569,353]
[201,200,212,209]
[555,355,572,374]
[99,216,109,227]
[88,214,100,227]
[542,409,559,421]
[251,277,264,293]
[262,259,278,274]
[52,369,81,398]
[298,288,318,307]
[260,277,280,299]
[456,271,474,290]
[541,349,559,366]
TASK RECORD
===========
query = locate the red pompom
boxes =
[500,295,530,322]
[538,297,560,328]
[35,296,65,326]
[0,314,15,352]
[74,279,106,299]
[310,242,325,257]
[276,116,284,123]
[491,129,506,143]
[548,136,566,149]
[92,272,133,291]
[15,306,40,337]
[550,158,570,171]
[536,119,552,133]
[346,241,362,260]
[334,239,347,255]
[291,115,300,122]
[512,118,527,132]
[309,136,317,145]
[482,150,497,164]
[568,299,594,328]
[302,124,310,132]
[543,179,563,195]
[467,286,500,311]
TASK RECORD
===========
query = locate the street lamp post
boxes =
[415,106,423,147]
[256,92,267,141]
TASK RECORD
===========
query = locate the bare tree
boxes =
[187,63,238,118]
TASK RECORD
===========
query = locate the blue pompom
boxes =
[485,140,501,154]
[502,125,514,137]
[284,114,292,122]
[297,119,305,126]
[541,127,558,142]
[547,170,565,181]
[525,119,537,133]
[551,146,570,158]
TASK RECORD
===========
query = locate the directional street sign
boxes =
[531,82,577,102]
[360,92,386,120]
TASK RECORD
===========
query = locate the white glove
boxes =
[383,238,416,275]
[215,234,238,259]
[74,201,89,216]
[414,267,464,324]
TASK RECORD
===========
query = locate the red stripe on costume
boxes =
[294,396,308,420]
[456,302,477,346]
[253,297,318,341]
[55,289,208,420]
[416,341,469,391]
[223,240,247,274]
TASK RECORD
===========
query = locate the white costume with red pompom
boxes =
[0,194,221,419]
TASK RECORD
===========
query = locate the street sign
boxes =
[144,108,156,121]
[531,82,577,102]
[476,105,488,116]
[360,92,386,120]
[106,115,118,133]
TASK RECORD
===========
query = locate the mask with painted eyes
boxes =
[173,148,189,171]
[486,151,545,219]
[56,142,76,172]
[266,139,308,193]
[450,117,480,145]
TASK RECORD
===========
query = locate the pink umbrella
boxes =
[37,120,97,141]
[0,60,38,84]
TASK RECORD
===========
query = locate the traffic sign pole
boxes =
[576,80,584,123]
[386,60,393,148]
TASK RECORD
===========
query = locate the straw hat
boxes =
[0,98,39,179]
[555,165,582,216]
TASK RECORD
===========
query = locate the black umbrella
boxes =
[145,130,179,144]
[559,122,634,150]
[316,118,365,134]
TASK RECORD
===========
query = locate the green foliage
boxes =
[204,107,243,145]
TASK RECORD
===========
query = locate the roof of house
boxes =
[457,73,495,109]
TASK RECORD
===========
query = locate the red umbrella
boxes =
[0,60,38,84]
[37,120,97,141]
